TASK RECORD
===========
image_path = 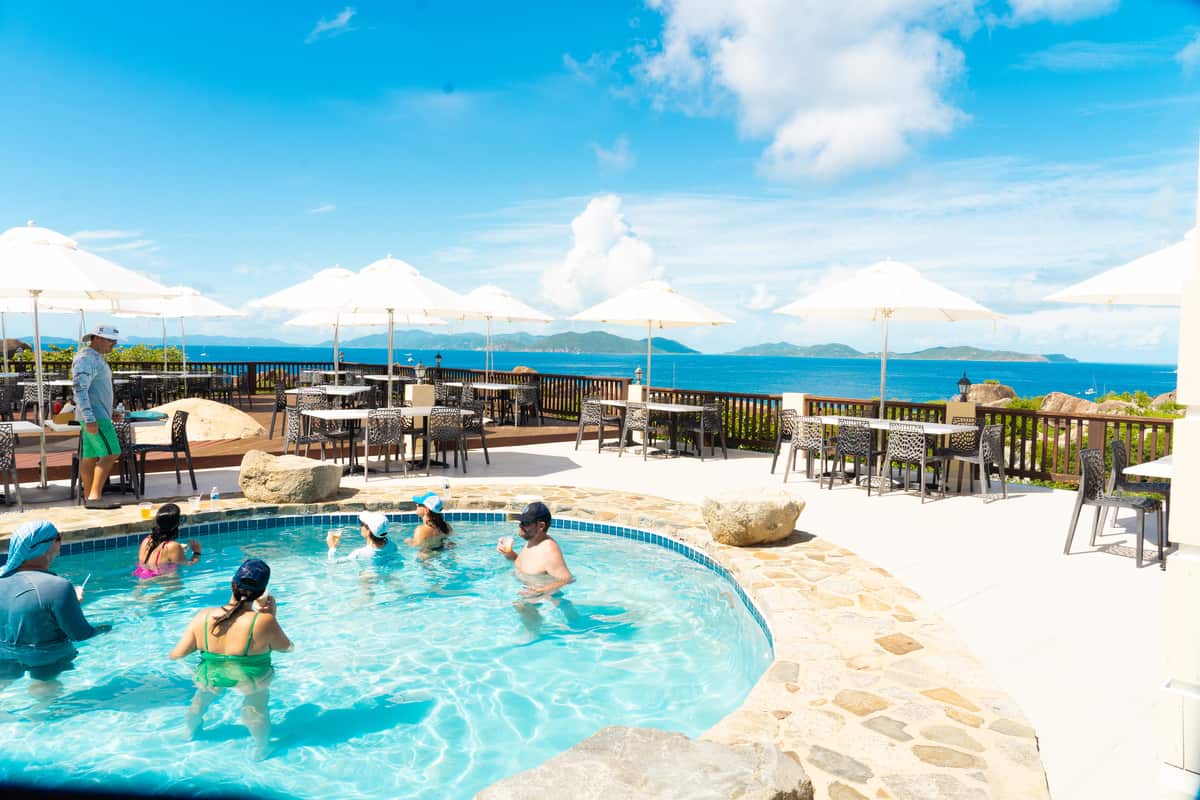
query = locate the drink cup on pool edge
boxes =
[188,495,202,512]
[139,502,153,520]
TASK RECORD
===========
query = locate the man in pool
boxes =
[496,501,573,598]
[0,520,111,697]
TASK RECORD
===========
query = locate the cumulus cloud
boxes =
[1015,40,1162,72]
[637,0,976,179]
[743,283,777,310]
[70,229,142,241]
[306,6,356,44]
[542,195,662,310]
[592,135,635,170]
[1005,0,1118,24]
[1177,33,1200,77]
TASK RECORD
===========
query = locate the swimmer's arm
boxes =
[260,614,294,653]
[521,549,574,597]
[407,525,430,547]
[169,614,201,659]
[50,579,106,640]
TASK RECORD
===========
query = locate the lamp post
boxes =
[414,361,426,383]
[434,351,442,380]
[634,366,643,385]
[957,373,971,402]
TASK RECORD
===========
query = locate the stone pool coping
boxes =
[2,484,1050,799]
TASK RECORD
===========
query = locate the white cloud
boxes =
[564,52,618,84]
[305,6,356,45]
[433,246,476,264]
[743,283,777,310]
[637,0,976,179]
[1177,33,1200,77]
[91,239,158,254]
[309,203,336,214]
[592,135,635,171]
[541,195,663,310]
[1005,0,1118,24]
[1015,40,1162,72]
[70,229,142,241]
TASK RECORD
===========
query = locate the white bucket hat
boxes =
[84,324,121,342]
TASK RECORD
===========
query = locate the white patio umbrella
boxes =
[0,296,113,373]
[774,259,1004,416]
[284,308,447,378]
[113,287,245,372]
[0,222,179,499]
[341,257,468,406]
[456,285,553,381]
[1044,229,1195,307]
[571,279,734,394]
[248,266,359,385]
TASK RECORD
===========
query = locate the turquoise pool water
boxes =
[0,514,772,799]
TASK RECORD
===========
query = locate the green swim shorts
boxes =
[81,418,120,460]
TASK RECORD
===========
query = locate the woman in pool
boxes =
[326,511,398,565]
[169,559,292,759]
[133,503,201,580]
[407,492,453,555]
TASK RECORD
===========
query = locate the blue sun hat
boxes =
[1,520,61,577]
[412,491,444,513]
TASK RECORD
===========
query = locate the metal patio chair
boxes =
[1064,448,1165,568]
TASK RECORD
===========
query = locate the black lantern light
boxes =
[957,372,971,402]
[435,352,442,369]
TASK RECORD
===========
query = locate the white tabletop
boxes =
[2,420,43,435]
[136,373,215,379]
[303,406,474,422]
[597,398,705,414]
[22,379,128,387]
[287,385,372,397]
[444,381,518,391]
[42,418,166,433]
[364,375,416,383]
[818,415,978,436]
[1123,454,1173,480]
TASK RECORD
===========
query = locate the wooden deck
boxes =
[15,396,587,482]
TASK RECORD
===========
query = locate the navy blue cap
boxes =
[233,558,270,595]
[516,501,551,526]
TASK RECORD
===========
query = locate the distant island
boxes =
[337,329,699,355]
[727,342,1076,363]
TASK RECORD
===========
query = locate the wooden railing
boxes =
[647,386,780,451]
[803,394,1175,484]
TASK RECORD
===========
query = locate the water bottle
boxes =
[115,402,125,420]
[442,478,451,499]
[210,485,220,511]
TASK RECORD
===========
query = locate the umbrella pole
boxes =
[78,310,84,342]
[332,317,340,387]
[1,311,8,374]
[181,318,188,394]
[162,318,168,371]
[486,318,492,383]
[26,291,72,501]
[386,309,394,408]
[879,313,890,419]
[645,320,652,458]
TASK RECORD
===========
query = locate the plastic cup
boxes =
[188,495,202,512]
[139,502,153,520]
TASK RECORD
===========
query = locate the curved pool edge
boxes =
[2,485,1050,799]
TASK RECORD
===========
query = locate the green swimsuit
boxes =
[195,610,273,690]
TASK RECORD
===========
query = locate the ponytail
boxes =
[427,509,452,535]
[146,503,181,560]
[210,583,261,634]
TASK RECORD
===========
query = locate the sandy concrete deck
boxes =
[0,440,1165,799]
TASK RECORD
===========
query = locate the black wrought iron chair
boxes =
[682,401,727,460]
[425,406,468,473]
[783,416,834,483]
[941,424,1007,500]
[511,385,543,426]
[0,422,23,512]
[268,383,288,438]
[824,417,880,490]
[0,382,18,422]
[931,415,980,487]
[1064,448,1165,568]
[1108,439,1171,532]
[130,410,197,494]
[771,409,798,473]
[575,396,621,452]
[282,405,331,460]
[20,383,49,422]
[363,408,406,480]
[876,421,936,502]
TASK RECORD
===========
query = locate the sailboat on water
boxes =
[1084,375,1097,396]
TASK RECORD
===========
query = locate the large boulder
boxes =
[0,339,31,356]
[512,365,538,375]
[1096,399,1136,416]
[238,450,341,503]
[134,397,266,445]
[476,726,812,800]
[701,489,803,546]
[1039,391,1097,416]
[966,382,1016,407]
[1152,390,1177,409]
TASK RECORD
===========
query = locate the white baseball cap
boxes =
[84,324,121,342]
[358,511,390,537]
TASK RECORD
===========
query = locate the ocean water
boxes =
[0,516,771,800]
[184,345,1178,402]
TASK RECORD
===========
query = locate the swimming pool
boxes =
[0,512,772,799]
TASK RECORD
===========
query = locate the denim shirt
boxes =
[71,345,113,424]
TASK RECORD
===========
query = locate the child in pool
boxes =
[133,504,200,580]
[326,511,398,565]
[407,492,454,556]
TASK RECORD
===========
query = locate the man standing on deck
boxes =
[72,325,123,510]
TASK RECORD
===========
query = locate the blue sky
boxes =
[1,0,1198,362]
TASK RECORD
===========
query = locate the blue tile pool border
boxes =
[16,511,772,648]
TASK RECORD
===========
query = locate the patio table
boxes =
[1123,454,1173,480]
[303,406,474,473]
[816,415,978,436]
[363,375,416,383]
[444,381,519,424]
[595,398,705,455]
[287,384,372,407]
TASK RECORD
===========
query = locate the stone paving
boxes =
[2,482,1050,800]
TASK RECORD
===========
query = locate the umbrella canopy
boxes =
[1043,229,1195,307]
[774,259,1003,415]
[0,222,180,497]
[115,287,244,371]
[457,285,553,381]
[285,309,446,380]
[572,279,733,404]
[249,266,359,383]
